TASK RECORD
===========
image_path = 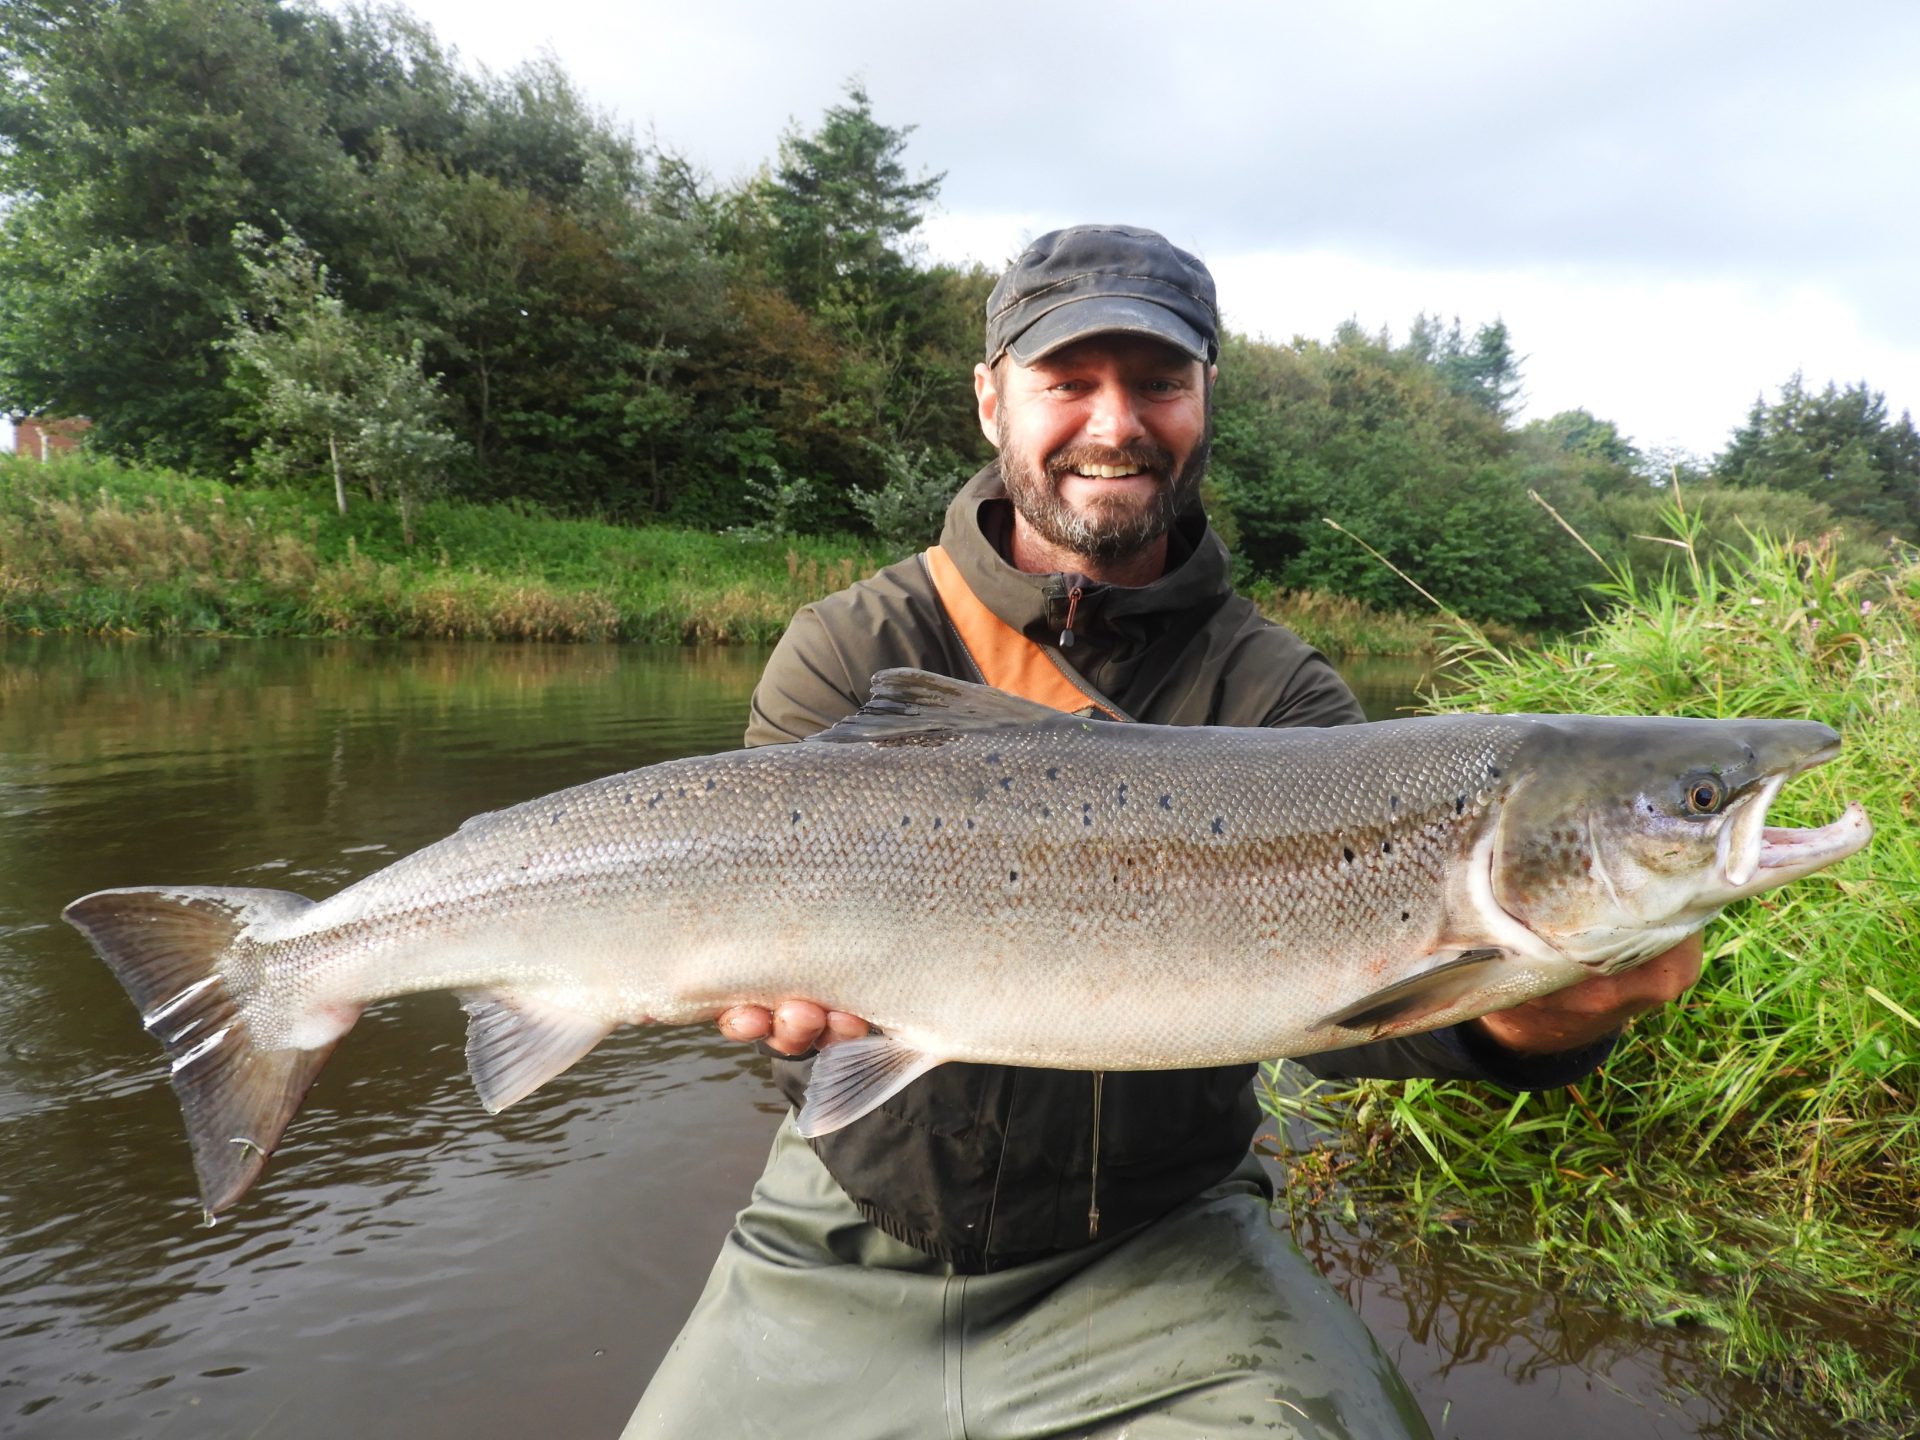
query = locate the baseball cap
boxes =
[984,225,1219,367]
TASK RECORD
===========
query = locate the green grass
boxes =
[1262,508,1920,1435]
[0,456,1438,652]
[0,456,888,642]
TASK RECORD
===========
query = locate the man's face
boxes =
[976,335,1214,564]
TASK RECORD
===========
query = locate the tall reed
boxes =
[1264,501,1920,1434]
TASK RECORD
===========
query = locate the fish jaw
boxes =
[1746,803,1873,889]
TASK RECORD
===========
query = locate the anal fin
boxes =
[794,1035,946,1137]
[1309,948,1511,1036]
[459,990,615,1113]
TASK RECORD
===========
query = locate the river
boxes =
[0,637,1821,1438]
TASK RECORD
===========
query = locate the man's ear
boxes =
[974,361,1001,448]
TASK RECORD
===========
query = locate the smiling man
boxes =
[624,225,1700,1440]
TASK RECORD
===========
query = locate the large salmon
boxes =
[65,670,1870,1215]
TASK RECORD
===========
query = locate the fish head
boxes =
[1490,716,1870,971]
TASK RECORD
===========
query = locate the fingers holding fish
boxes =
[718,1001,871,1054]
[1472,934,1705,1056]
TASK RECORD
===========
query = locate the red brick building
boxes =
[9,415,91,459]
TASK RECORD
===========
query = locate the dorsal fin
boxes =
[808,668,1084,746]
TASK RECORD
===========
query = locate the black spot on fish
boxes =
[791,811,801,825]
[966,819,976,830]
[705,778,715,791]
[1211,817,1224,835]
[933,817,942,830]
[1456,795,1467,814]
[1009,869,1019,883]
[1160,794,1172,809]
[624,792,634,804]
[1084,812,1093,827]
[1382,840,1393,855]
[1046,766,1059,780]
[551,810,565,826]
[1343,846,1356,863]
[677,787,686,798]
[1040,806,1051,818]
[986,752,1001,765]
[1487,765,1502,779]
[1401,910,1411,922]
[1390,794,1399,811]
[999,777,1013,791]
[1117,783,1128,805]
[648,793,662,808]
[901,816,910,827]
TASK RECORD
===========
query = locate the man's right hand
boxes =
[717,1001,870,1056]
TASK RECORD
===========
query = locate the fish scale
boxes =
[62,668,1870,1214]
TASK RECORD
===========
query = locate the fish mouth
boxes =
[1754,804,1872,878]
[1719,740,1870,889]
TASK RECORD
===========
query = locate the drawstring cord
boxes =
[1088,1070,1103,1238]
[1059,584,1084,648]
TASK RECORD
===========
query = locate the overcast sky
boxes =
[339,0,1920,459]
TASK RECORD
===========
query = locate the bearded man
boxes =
[623,225,1701,1439]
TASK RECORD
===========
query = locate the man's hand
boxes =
[717,1001,870,1056]
[1469,933,1705,1056]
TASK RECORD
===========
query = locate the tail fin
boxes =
[63,886,352,1218]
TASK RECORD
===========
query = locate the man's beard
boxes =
[994,416,1211,565]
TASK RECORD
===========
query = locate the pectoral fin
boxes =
[1309,949,1511,1036]
[794,1035,947,1137]
[459,990,614,1113]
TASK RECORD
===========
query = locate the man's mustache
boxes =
[1046,443,1175,478]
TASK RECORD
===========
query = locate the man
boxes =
[625,225,1701,1438]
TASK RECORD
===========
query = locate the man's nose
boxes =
[1083,382,1147,447]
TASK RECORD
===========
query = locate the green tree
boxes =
[0,0,362,466]
[761,81,943,321]
[1211,325,1590,627]
[1401,314,1525,419]
[226,227,462,538]
[225,228,375,515]
[1715,373,1920,537]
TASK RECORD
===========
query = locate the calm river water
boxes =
[0,638,1822,1438]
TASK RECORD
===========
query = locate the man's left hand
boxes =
[1469,933,1704,1056]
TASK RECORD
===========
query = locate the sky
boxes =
[336,0,1920,460]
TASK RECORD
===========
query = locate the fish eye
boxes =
[1683,777,1726,815]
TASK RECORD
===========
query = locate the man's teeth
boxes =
[1077,465,1143,478]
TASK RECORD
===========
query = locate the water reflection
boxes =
[0,636,1780,1439]
[1275,1185,1837,1440]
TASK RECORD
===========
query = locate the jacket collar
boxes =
[936,462,1234,643]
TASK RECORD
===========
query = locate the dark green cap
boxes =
[985,224,1219,367]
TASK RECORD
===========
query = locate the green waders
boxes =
[624,1121,1430,1440]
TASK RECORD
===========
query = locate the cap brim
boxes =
[1004,297,1210,366]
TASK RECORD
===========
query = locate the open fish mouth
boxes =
[1755,805,1873,875]
[1722,775,1871,888]
[1716,731,1869,889]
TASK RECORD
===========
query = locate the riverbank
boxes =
[1264,527,1920,1436]
[0,457,1436,654]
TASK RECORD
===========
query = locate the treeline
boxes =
[0,0,988,535]
[3,2,1916,629]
